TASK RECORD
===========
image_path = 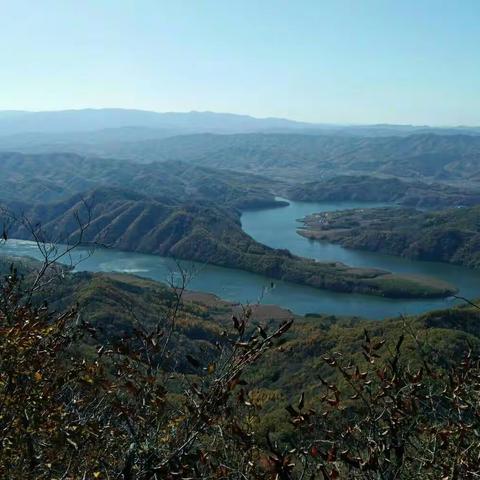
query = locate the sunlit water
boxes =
[1,198,479,319]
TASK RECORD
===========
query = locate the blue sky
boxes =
[1,0,479,125]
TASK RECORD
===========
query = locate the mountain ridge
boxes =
[0,108,312,135]
[1,108,479,137]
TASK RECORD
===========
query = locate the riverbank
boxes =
[0,239,466,319]
[298,205,480,269]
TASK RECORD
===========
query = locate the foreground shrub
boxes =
[0,265,479,479]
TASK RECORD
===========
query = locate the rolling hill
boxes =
[0,151,284,209]
[2,254,479,430]
[287,175,480,208]
[57,131,480,184]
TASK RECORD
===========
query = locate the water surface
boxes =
[1,199,479,319]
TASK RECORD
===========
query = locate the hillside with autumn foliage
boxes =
[1,255,479,479]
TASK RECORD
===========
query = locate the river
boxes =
[1,198,479,319]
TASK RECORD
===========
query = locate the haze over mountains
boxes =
[102,132,480,183]
[0,109,313,135]
[1,109,480,186]
[0,108,479,137]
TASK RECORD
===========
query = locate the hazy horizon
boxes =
[1,107,479,129]
[2,1,480,125]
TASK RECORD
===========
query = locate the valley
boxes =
[4,133,480,313]
[1,150,466,302]
[7,192,480,319]
[4,3,480,476]
[1,186,455,300]
[1,109,480,478]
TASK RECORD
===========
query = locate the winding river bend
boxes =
[2,198,480,319]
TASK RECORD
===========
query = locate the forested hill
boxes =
[0,151,284,209]
[2,255,479,440]
[54,132,480,184]
[2,131,480,184]
[2,255,478,398]
[0,187,455,299]
[287,175,480,208]
[299,205,480,268]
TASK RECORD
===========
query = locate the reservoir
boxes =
[2,199,479,319]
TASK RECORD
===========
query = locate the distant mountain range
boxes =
[2,109,480,185]
[2,129,480,185]
[0,108,479,137]
[0,109,313,136]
